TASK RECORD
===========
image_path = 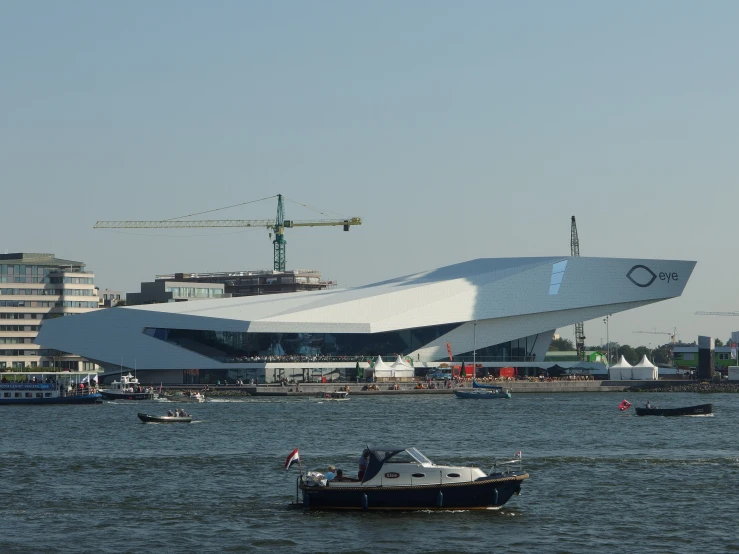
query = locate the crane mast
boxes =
[571,216,586,361]
[273,194,286,271]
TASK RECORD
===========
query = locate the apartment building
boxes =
[0,252,99,370]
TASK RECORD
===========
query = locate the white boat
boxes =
[100,373,155,400]
[320,391,349,401]
[163,390,206,403]
[294,446,528,511]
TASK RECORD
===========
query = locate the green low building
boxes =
[544,350,606,363]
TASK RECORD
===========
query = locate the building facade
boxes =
[0,253,99,370]
[36,256,696,384]
[155,269,333,297]
[97,288,125,308]
[127,281,227,306]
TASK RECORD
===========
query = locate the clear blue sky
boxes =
[2,1,738,346]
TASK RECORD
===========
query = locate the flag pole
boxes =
[297,446,304,477]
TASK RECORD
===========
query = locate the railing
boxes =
[450,355,537,363]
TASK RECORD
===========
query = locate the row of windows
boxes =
[0,350,53,356]
[0,288,95,296]
[0,313,51,320]
[0,264,85,275]
[0,276,94,284]
[0,325,37,332]
[0,361,85,369]
[0,337,34,344]
[165,287,223,298]
[1,392,54,398]
[0,301,97,308]
[144,324,462,361]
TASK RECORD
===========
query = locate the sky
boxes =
[2,1,738,347]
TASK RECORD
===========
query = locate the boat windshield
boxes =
[383,448,433,464]
[406,448,432,464]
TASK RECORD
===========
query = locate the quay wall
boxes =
[160,380,668,396]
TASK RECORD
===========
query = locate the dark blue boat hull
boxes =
[0,393,102,405]
[300,473,527,510]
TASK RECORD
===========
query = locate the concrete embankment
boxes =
[626,381,739,393]
[163,380,641,397]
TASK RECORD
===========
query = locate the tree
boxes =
[715,338,724,347]
[549,337,575,351]
[617,345,638,365]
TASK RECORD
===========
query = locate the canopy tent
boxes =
[631,355,658,380]
[372,356,394,379]
[609,355,633,380]
[546,364,568,377]
[390,356,414,378]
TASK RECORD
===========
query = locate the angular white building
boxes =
[35,256,695,384]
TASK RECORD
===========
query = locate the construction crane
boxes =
[571,216,586,360]
[94,194,362,272]
[633,328,678,344]
[695,311,739,317]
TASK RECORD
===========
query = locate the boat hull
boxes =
[137,413,192,423]
[0,393,102,405]
[454,390,511,399]
[635,403,712,417]
[162,395,204,403]
[299,473,527,511]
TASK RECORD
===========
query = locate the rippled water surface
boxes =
[2,392,738,553]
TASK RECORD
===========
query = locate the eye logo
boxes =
[626,265,657,287]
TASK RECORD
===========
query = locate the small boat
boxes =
[0,371,102,405]
[321,391,349,401]
[163,390,206,403]
[293,445,528,511]
[137,413,192,423]
[454,388,511,399]
[634,403,712,417]
[100,373,155,401]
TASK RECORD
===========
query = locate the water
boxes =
[2,392,738,553]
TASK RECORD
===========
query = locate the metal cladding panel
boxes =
[34,256,696,370]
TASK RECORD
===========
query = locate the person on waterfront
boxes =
[358,450,370,480]
[325,465,336,481]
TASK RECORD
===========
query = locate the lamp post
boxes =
[603,315,610,365]
[473,320,477,368]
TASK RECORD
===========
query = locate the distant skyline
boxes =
[2,1,738,346]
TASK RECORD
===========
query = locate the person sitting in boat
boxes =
[167,410,174,417]
[333,469,350,482]
[646,400,653,409]
[325,465,336,481]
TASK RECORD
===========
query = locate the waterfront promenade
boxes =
[162,380,672,396]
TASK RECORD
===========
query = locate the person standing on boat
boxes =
[358,450,370,481]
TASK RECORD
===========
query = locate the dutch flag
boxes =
[284,448,300,471]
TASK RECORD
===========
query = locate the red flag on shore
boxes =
[285,448,300,471]
[446,342,453,362]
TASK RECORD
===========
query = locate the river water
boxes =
[1,392,737,553]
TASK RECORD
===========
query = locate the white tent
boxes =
[631,355,658,380]
[391,356,415,378]
[372,356,394,379]
[609,355,632,380]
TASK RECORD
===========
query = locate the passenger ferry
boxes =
[0,371,102,405]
